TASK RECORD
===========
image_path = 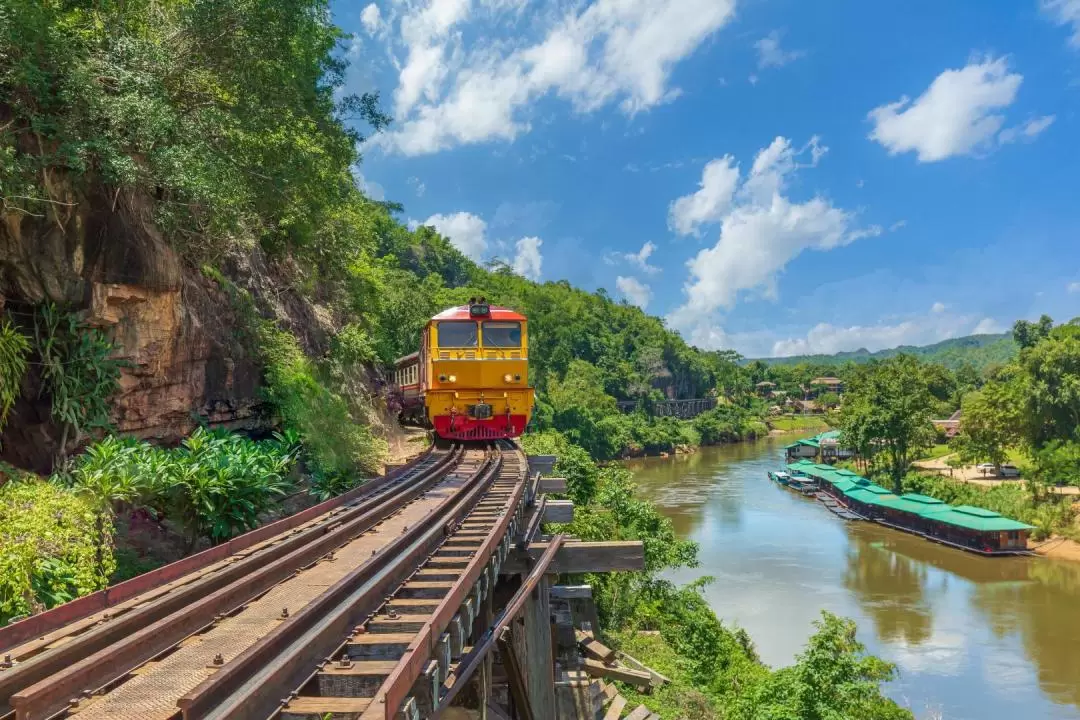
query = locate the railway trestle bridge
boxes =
[0,442,646,720]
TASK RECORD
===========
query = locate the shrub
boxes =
[0,318,30,436]
[258,324,386,487]
[0,481,113,625]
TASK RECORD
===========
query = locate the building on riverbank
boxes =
[784,430,855,462]
[786,460,1034,555]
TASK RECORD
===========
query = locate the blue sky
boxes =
[333,0,1080,357]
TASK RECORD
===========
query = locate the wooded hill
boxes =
[758,333,1017,371]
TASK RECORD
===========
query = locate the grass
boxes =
[916,444,953,461]
[610,630,721,719]
[768,415,830,433]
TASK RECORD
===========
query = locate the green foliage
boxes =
[32,304,124,457]
[0,480,113,625]
[727,612,912,720]
[257,323,386,487]
[61,428,299,547]
[1015,322,1080,447]
[839,355,936,490]
[0,318,30,435]
[693,405,764,445]
[953,380,1022,469]
[1,0,388,268]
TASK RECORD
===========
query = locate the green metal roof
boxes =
[900,493,947,505]
[831,479,861,493]
[929,506,1036,532]
[844,488,896,506]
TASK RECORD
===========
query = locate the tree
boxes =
[952,381,1021,470]
[1016,323,1080,447]
[839,355,935,491]
[728,612,912,720]
[1013,314,1054,350]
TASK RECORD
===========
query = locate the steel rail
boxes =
[366,442,530,719]
[177,445,508,720]
[432,534,566,717]
[4,445,464,720]
[0,446,438,656]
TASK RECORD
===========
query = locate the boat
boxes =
[768,470,792,486]
[768,471,816,495]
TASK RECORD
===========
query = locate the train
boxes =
[392,298,535,441]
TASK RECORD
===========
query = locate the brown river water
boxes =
[626,435,1080,720]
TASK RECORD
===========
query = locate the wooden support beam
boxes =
[528,456,557,476]
[575,631,616,664]
[602,695,627,720]
[501,541,645,575]
[624,704,654,720]
[496,629,534,720]
[524,574,556,720]
[549,585,592,600]
[582,659,653,686]
[537,477,567,494]
[542,499,574,524]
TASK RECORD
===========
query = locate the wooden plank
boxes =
[602,695,627,720]
[542,500,575,524]
[617,649,672,687]
[524,575,556,720]
[538,477,568,494]
[496,629,534,720]
[576,630,616,663]
[582,659,652,685]
[603,683,618,701]
[502,541,645,574]
[550,585,593,600]
[624,705,652,720]
[528,456,557,476]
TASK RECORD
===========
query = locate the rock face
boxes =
[0,185,269,472]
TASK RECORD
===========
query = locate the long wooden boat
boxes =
[768,471,816,495]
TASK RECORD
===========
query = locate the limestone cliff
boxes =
[0,185,328,472]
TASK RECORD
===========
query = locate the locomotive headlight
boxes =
[448,374,457,383]
[504,374,514,383]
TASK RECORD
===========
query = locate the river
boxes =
[626,436,1080,720]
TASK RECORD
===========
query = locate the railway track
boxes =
[179,440,529,720]
[0,443,498,720]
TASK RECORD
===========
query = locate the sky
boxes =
[333,0,1080,358]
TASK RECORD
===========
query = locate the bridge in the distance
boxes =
[616,397,717,419]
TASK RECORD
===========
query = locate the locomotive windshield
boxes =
[437,321,478,347]
[481,321,521,348]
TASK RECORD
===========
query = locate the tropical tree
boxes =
[839,355,935,491]
[952,380,1022,471]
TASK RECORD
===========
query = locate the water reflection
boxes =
[843,534,933,645]
[630,438,1080,720]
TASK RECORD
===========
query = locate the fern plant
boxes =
[0,318,30,437]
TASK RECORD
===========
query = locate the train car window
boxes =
[437,321,478,347]
[481,322,521,348]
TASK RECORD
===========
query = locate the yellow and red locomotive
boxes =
[392,299,534,440]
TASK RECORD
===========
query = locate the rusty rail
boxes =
[3,445,461,720]
[0,447,437,654]
[176,445,509,720]
[367,443,531,719]
[433,535,566,716]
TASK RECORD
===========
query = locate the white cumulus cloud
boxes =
[512,236,543,280]
[867,57,1028,162]
[770,313,1004,357]
[667,136,876,344]
[1041,0,1080,47]
[755,30,802,69]
[606,241,661,274]
[931,301,947,313]
[668,156,739,236]
[1069,281,1080,294]
[361,4,384,35]
[615,276,651,309]
[423,211,488,259]
[378,0,737,155]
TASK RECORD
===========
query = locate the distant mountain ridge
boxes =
[759,333,1017,370]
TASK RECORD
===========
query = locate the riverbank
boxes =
[629,437,1080,720]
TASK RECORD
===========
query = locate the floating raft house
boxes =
[786,460,1034,555]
